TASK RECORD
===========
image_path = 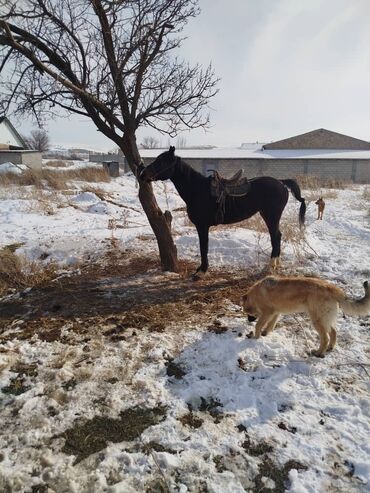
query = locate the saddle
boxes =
[210,169,250,223]
[210,169,250,198]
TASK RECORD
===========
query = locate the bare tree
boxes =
[141,136,161,149]
[22,128,50,151]
[0,0,218,272]
[176,135,187,148]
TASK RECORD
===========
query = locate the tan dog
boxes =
[315,197,325,220]
[242,276,370,357]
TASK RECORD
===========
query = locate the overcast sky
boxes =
[20,0,370,150]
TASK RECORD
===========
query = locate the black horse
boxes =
[140,146,306,277]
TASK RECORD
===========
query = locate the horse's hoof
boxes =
[192,270,207,281]
[269,257,281,270]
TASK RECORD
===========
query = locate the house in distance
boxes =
[0,116,42,170]
[139,129,370,183]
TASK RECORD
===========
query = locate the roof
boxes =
[0,116,27,149]
[0,149,41,153]
[139,147,370,160]
[263,128,370,150]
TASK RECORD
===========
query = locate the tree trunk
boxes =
[120,133,179,272]
[138,181,178,272]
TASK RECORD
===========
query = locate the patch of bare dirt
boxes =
[0,251,262,342]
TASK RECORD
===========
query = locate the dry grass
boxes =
[0,249,256,338]
[79,185,108,197]
[304,190,338,202]
[0,186,65,214]
[0,186,67,216]
[362,186,370,201]
[0,167,110,190]
[27,189,67,214]
[0,248,59,296]
[296,174,349,190]
[45,160,70,168]
[214,208,314,265]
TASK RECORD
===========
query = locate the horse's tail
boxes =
[281,179,306,227]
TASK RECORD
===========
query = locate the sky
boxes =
[19,0,370,151]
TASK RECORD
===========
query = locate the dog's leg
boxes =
[262,314,280,336]
[310,319,330,357]
[327,327,337,351]
[254,315,272,338]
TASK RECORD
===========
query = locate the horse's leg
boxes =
[260,210,283,269]
[194,223,209,279]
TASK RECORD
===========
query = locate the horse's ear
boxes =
[169,146,175,155]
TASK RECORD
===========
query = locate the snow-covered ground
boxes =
[0,164,369,493]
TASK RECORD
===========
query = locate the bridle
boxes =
[140,155,178,181]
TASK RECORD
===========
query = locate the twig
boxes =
[331,362,370,378]
[302,237,319,256]
[94,192,141,213]
[140,440,172,493]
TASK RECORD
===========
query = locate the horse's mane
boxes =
[176,156,209,184]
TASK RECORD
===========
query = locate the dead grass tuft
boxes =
[296,174,348,190]
[45,159,69,167]
[362,186,370,201]
[2,242,24,253]
[70,167,111,183]
[305,190,338,202]
[79,185,108,197]
[215,207,315,264]
[0,167,110,190]
[0,248,59,296]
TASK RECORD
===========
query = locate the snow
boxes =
[0,166,369,492]
[0,162,24,174]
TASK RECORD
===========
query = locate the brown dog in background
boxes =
[242,276,370,357]
[315,197,325,220]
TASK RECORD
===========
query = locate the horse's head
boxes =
[140,146,177,182]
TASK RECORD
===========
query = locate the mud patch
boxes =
[62,405,167,463]
[207,319,228,334]
[255,458,307,493]
[277,421,297,434]
[178,412,204,429]
[198,396,223,421]
[2,375,29,395]
[241,433,273,457]
[165,359,186,379]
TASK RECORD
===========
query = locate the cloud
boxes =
[19,0,370,149]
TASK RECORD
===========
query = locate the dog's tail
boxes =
[339,281,370,316]
[281,179,306,228]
